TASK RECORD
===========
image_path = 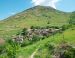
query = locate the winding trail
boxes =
[30,48,38,58]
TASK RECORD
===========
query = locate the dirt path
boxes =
[29,48,38,58]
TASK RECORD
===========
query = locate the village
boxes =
[12,26,62,44]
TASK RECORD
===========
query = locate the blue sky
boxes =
[0,0,75,20]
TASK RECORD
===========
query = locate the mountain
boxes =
[0,6,71,39]
[0,6,75,58]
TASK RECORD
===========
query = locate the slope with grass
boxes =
[0,6,74,58]
[0,6,70,39]
[14,26,75,58]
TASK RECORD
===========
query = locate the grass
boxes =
[0,6,74,58]
[0,6,70,39]
[15,26,75,58]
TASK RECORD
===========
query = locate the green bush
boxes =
[30,26,35,29]
[0,45,5,54]
[45,42,55,54]
[63,47,75,58]
[6,40,20,58]
[32,35,41,42]
[21,39,31,47]
[21,28,28,36]
[61,24,71,31]
[30,26,41,29]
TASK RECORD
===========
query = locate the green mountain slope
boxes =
[0,6,75,58]
[0,6,70,39]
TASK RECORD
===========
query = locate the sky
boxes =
[0,0,75,20]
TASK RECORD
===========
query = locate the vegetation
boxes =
[6,41,20,58]
[0,6,75,58]
[0,6,70,39]
[69,11,75,25]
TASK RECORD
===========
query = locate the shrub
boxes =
[31,35,41,42]
[45,42,55,54]
[21,28,28,36]
[21,39,31,47]
[54,41,75,58]
[6,39,20,58]
[46,26,51,29]
[50,26,59,29]
[63,47,75,58]
[0,45,5,54]
[47,21,50,24]
[61,25,70,31]
[0,39,6,54]
[30,26,35,29]
[30,26,41,29]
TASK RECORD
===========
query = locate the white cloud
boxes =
[31,0,61,9]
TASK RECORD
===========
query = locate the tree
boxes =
[30,26,35,29]
[21,28,28,36]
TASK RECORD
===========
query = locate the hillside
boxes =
[13,26,75,58]
[0,6,70,39]
[1,26,75,58]
[0,6,75,58]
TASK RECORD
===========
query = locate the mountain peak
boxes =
[25,5,56,12]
